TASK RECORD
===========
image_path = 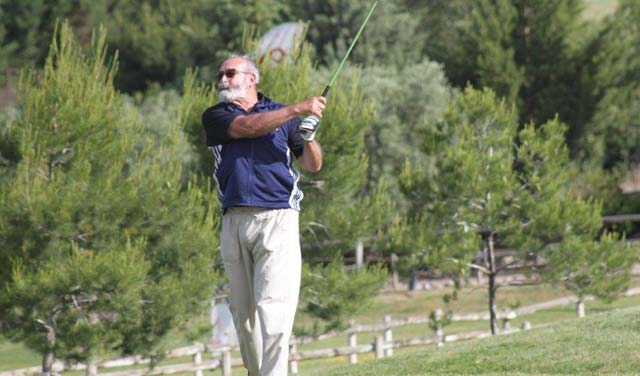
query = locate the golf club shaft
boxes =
[321,0,378,97]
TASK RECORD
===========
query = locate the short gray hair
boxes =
[222,54,260,85]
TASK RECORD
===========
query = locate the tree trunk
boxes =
[41,351,56,376]
[486,233,498,335]
[576,299,585,318]
[41,316,57,376]
[86,355,98,376]
[86,314,100,376]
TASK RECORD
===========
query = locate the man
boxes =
[202,55,326,375]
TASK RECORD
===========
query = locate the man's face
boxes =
[217,58,254,103]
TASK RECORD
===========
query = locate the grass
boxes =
[316,305,640,376]
[0,340,40,371]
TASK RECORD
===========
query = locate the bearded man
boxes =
[202,54,325,376]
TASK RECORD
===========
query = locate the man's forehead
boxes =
[220,58,246,69]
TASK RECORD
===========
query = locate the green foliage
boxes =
[0,106,19,185]
[395,87,630,324]
[0,0,285,92]
[0,0,98,74]
[2,242,149,361]
[584,0,640,168]
[0,22,220,364]
[469,0,524,104]
[421,0,594,159]
[283,0,426,67]
[543,232,638,301]
[399,0,474,88]
[300,258,387,331]
[179,71,218,180]
[102,0,287,92]
[354,61,451,211]
[395,87,525,267]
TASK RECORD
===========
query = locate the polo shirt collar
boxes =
[224,92,272,113]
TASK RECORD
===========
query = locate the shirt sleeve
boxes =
[288,117,304,158]
[202,105,239,146]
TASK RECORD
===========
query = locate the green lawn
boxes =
[0,340,40,371]
[316,305,640,376]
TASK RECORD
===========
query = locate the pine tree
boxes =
[469,0,524,104]
[543,233,636,318]
[395,87,631,334]
[421,0,591,157]
[0,22,219,373]
[282,0,426,67]
[355,60,451,210]
[584,0,640,168]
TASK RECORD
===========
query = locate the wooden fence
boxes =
[5,287,639,376]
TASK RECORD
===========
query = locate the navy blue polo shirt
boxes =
[202,93,305,211]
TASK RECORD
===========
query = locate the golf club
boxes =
[300,0,378,141]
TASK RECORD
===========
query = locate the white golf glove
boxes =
[300,115,320,142]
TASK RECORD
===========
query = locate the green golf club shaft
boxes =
[321,0,378,97]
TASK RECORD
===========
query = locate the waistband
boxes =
[224,207,297,215]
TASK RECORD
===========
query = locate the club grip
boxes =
[321,85,331,98]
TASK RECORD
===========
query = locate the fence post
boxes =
[375,336,384,359]
[434,309,444,348]
[221,347,232,376]
[193,347,203,376]
[502,311,516,331]
[383,315,393,357]
[355,240,364,269]
[390,253,400,290]
[409,269,417,291]
[289,340,299,374]
[348,333,358,364]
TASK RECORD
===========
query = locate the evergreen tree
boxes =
[0,106,19,185]
[399,0,474,89]
[584,0,640,168]
[105,0,286,92]
[543,232,637,318]
[299,258,387,332]
[395,87,630,334]
[0,0,100,79]
[469,0,524,104]
[0,0,287,92]
[355,61,451,209]
[283,0,426,67]
[416,0,593,158]
[0,23,219,373]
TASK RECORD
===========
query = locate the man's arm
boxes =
[229,96,326,139]
[298,140,323,172]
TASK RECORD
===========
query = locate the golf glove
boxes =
[300,115,320,141]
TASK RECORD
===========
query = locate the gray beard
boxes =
[217,85,245,103]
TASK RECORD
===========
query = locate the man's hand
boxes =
[295,96,326,118]
[297,96,326,142]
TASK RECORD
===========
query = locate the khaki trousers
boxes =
[221,207,301,376]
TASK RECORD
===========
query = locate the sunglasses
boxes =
[217,68,251,81]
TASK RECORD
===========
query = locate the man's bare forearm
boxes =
[228,105,299,139]
[228,96,326,139]
[299,140,323,172]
